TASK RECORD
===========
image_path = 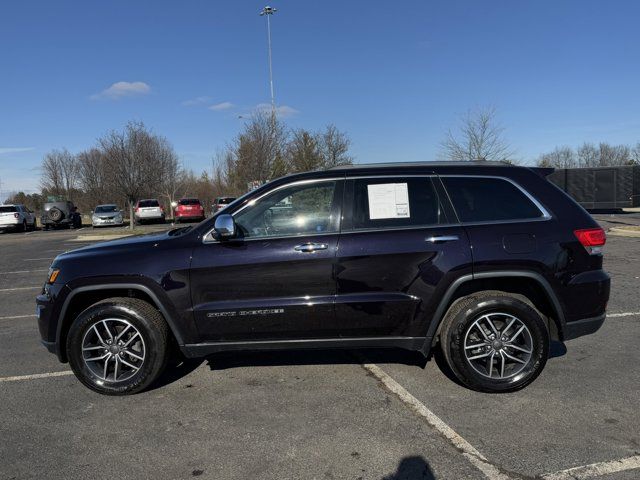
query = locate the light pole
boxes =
[260,6,277,122]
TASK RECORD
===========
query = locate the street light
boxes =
[259,6,277,122]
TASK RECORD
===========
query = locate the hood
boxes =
[56,231,172,261]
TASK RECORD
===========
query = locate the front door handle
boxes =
[425,235,459,244]
[294,242,328,253]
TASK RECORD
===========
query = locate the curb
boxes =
[608,227,640,238]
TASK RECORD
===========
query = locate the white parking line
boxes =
[608,312,640,317]
[541,455,640,480]
[362,362,511,480]
[24,258,52,261]
[0,314,36,320]
[1,269,48,274]
[0,286,40,292]
[0,371,74,383]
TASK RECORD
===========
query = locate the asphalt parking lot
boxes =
[1,214,639,480]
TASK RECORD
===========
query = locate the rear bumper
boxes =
[562,313,606,341]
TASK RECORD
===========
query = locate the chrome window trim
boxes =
[438,174,552,222]
[202,173,552,243]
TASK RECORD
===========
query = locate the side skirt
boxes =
[181,336,428,358]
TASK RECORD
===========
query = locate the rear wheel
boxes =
[66,297,169,395]
[19,220,27,232]
[439,291,549,393]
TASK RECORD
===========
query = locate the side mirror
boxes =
[214,214,236,239]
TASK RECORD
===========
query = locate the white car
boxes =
[0,204,36,232]
[91,204,124,227]
[134,199,165,224]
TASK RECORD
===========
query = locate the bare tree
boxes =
[77,148,110,208]
[99,121,177,229]
[632,143,640,165]
[40,149,77,199]
[537,146,577,168]
[576,143,599,167]
[441,107,513,162]
[318,124,353,168]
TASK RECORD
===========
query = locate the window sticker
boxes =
[367,183,410,219]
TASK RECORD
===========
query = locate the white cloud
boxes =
[91,81,151,100]
[0,147,35,155]
[254,103,299,118]
[208,101,234,111]
[181,96,212,107]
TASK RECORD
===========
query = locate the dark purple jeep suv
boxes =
[37,162,610,395]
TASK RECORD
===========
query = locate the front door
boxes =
[190,179,344,343]
[335,176,472,338]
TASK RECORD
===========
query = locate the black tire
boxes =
[66,297,169,395]
[19,220,27,232]
[439,291,549,393]
[44,224,49,231]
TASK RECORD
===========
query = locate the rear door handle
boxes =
[425,235,459,244]
[294,242,328,252]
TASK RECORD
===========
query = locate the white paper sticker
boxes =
[367,183,410,219]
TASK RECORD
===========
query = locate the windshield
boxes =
[95,205,118,213]
[0,206,17,213]
[179,199,201,205]
[138,200,159,207]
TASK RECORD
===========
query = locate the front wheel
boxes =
[66,297,169,395]
[439,291,549,393]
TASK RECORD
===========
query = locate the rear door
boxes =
[335,175,472,339]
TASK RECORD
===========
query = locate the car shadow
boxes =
[152,341,567,392]
[203,347,428,371]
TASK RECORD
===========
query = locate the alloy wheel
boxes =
[463,312,533,379]
[81,318,146,383]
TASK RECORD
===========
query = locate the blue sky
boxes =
[1,0,640,195]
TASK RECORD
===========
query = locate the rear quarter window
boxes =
[442,177,545,223]
[0,206,18,212]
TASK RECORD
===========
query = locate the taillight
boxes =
[574,228,606,255]
[134,207,139,213]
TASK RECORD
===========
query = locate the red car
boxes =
[174,198,205,223]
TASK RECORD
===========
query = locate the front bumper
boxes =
[36,283,69,362]
[92,217,124,227]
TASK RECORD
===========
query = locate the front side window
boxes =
[442,177,545,223]
[234,181,339,239]
[350,177,445,230]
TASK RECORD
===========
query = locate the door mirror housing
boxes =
[214,214,236,239]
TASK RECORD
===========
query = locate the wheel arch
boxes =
[426,271,565,350]
[56,283,184,362]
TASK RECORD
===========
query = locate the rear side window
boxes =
[442,177,545,223]
[350,177,445,230]
[138,200,159,207]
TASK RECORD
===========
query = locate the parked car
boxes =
[174,198,205,223]
[134,199,165,224]
[211,196,236,214]
[41,201,82,230]
[0,204,36,232]
[37,162,610,395]
[91,204,124,228]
